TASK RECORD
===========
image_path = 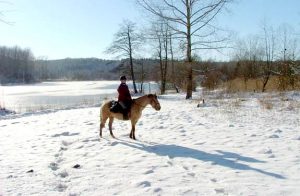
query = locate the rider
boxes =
[118,75,132,120]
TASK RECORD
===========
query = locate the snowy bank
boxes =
[0,93,299,195]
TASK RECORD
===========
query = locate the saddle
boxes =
[109,101,123,113]
[110,100,132,120]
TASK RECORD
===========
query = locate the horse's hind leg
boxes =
[108,117,115,138]
[100,116,108,138]
[129,128,133,139]
[130,120,137,140]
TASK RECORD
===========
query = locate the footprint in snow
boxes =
[73,164,81,169]
[268,154,275,158]
[215,188,225,194]
[195,142,206,145]
[259,148,272,154]
[11,122,20,124]
[144,170,154,175]
[85,122,94,126]
[110,141,119,146]
[166,161,173,166]
[58,170,69,178]
[136,181,151,188]
[269,134,279,138]
[153,188,162,193]
[182,166,189,170]
[49,162,59,171]
[210,178,217,182]
[69,193,79,196]
[52,132,80,137]
[61,140,72,146]
[187,172,196,177]
[56,183,68,192]
[60,147,68,151]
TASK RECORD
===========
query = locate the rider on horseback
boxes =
[118,75,132,120]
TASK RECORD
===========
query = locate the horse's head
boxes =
[148,94,161,111]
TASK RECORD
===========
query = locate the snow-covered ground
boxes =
[0,92,299,195]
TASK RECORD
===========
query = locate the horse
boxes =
[99,94,161,140]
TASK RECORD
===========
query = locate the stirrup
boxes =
[123,112,130,120]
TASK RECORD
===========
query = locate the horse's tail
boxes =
[100,100,113,121]
[99,100,107,121]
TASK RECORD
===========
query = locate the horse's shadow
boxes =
[117,140,285,179]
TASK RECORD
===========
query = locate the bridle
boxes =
[150,97,160,109]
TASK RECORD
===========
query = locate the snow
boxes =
[0,91,300,195]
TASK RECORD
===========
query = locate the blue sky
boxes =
[0,0,299,60]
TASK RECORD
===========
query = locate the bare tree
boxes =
[147,19,173,94]
[154,20,170,94]
[138,0,231,98]
[168,29,180,93]
[277,24,299,90]
[261,23,276,92]
[0,1,13,25]
[233,35,263,90]
[105,20,142,93]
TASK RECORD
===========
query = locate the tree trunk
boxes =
[186,0,193,99]
[129,54,138,93]
[158,37,165,94]
[128,29,138,93]
[262,74,270,92]
[162,29,168,95]
[169,32,179,93]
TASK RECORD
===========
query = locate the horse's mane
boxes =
[132,94,156,102]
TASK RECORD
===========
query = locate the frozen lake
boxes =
[0,81,158,113]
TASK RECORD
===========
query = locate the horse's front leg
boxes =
[109,117,115,138]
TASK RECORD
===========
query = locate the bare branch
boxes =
[163,0,187,18]
[190,0,226,26]
[137,0,187,26]
[191,1,226,35]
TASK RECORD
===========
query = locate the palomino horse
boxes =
[100,94,161,140]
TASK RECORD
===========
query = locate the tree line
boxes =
[0,46,160,84]
[0,46,35,84]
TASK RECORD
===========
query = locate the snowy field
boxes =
[0,91,300,195]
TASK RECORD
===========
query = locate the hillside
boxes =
[33,58,160,81]
[34,58,120,80]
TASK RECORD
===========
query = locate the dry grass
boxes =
[224,76,300,92]
[282,99,300,111]
[231,98,244,108]
[258,98,274,110]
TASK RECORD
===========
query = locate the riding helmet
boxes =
[120,75,127,80]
